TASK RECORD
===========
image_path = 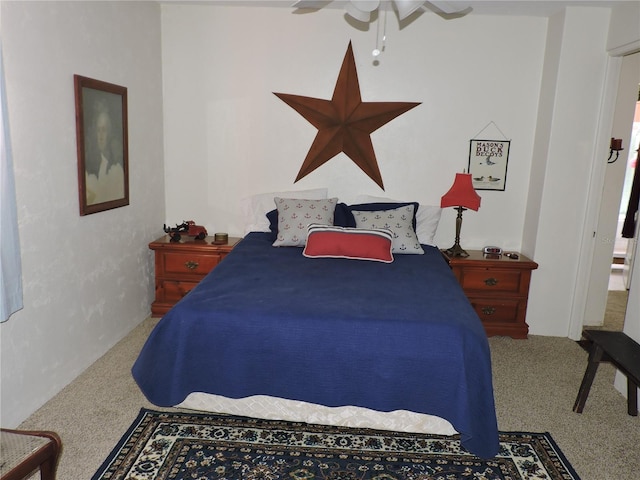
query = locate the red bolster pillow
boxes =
[303,224,394,263]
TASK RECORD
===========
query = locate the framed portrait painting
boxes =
[467,139,510,191]
[74,75,129,215]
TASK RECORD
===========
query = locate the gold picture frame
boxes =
[74,75,129,215]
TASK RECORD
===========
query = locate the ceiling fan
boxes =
[292,1,471,22]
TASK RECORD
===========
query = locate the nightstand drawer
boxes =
[159,280,200,301]
[150,235,242,317]
[468,297,520,323]
[162,252,222,275]
[458,268,523,293]
[442,249,537,339]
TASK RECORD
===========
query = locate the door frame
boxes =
[570,43,640,340]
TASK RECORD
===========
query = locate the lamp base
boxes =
[444,243,469,257]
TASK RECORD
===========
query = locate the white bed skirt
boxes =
[177,392,458,436]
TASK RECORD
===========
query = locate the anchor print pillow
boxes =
[354,196,442,246]
[351,204,424,254]
[272,197,338,247]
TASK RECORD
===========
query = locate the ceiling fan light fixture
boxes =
[291,0,330,9]
[345,1,376,21]
[353,0,381,12]
[427,0,468,14]
[394,0,425,20]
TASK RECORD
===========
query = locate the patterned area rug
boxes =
[92,408,581,480]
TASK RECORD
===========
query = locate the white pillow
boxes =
[272,197,338,247]
[240,188,328,235]
[351,204,424,254]
[355,194,442,246]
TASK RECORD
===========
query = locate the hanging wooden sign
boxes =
[468,139,510,191]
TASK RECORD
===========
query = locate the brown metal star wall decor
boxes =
[273,42,420,190]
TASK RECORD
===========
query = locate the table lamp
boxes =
[440,172,481,257]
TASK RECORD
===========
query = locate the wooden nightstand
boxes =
[149,235,242,317]
[442,250,538,339]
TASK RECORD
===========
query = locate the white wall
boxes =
[1,0,637,427]
[525,7,613,337]
[161,4,629,338]
[161,5,546,254]
[0,1,165,427]
[616,235,639,397]
[607,2,640,54]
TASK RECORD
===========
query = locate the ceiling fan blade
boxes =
[394,0,426,20]
[350,0,380,12]
[344,1,377,22]
[292,0,332,9]
[426,1,469,14]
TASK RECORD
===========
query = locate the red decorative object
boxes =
[303,224,394,263]
[163,220,208,242]
[274,42,420,189]
[440,173,481,211]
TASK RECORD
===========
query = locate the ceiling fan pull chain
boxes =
[373,7,388,58]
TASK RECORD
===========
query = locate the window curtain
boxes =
[0,37,23,322]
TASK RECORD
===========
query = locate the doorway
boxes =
[584,52,640,332]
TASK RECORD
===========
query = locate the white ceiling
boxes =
[163,0,637,18]
[432,0,635,16]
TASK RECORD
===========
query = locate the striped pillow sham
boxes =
[303,224,394,263]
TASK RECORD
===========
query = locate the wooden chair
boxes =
[0,429,62,480]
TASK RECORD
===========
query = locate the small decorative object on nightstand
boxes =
[163,220,208,242]
[149,234,241,317]
[442,249,538,339]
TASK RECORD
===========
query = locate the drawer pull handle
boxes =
[484,277,498,286]
[185,261,199,270]
[482,307,497,315]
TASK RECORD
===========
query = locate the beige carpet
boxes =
[18,315,639,480]
[602,290,628,331]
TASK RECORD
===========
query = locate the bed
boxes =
[132,195,499,458]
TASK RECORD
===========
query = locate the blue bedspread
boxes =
[133,232,498,458]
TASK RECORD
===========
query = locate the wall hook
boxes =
[608,137,624,164]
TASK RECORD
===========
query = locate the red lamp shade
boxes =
[440,173,481,211]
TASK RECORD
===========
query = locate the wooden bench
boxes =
[0,429,62,480]
[573,329,640,416]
